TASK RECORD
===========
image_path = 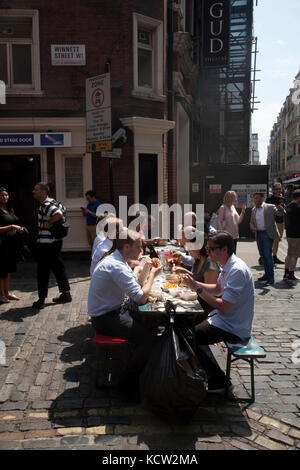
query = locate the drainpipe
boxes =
[167,0,174,205]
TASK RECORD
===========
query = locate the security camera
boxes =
[112,127,126,144]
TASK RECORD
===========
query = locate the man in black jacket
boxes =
[284,189,300,281]
[266,183,286,265]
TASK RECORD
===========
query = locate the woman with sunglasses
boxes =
[0,187,25,303]
[171,227,221,314]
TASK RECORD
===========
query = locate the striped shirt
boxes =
[37,199,62,244]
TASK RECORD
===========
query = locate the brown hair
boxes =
[208,230,235,256]
[98,228,141,263]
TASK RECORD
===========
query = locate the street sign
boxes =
[0,133,72,148]
[101,148,122,159]
[51,45,86,66]
[86,73,112,152]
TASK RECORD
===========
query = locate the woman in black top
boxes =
[0,187,25,303]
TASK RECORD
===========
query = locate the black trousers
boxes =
[91,310,159,386]
[195,320,241,389]
[36,241,70,300]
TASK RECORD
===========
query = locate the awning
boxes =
[283,176,300,184]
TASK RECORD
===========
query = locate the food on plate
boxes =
[163,283,178,289]
[148,288,164,303]
[165,273,185,286]
[168,287,181,297]
[179,291,197,301]
[151,258,160,267]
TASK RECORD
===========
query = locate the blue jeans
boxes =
[256,231,274,281]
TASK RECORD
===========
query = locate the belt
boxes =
[87,223,96,226]
[256,230,266,233]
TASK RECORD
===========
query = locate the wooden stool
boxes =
[94,334,129,388]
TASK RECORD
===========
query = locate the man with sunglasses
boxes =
[181,231,254,394]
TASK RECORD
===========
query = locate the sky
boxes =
[252,0,300,164]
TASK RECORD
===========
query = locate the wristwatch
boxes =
[197,287,203,296]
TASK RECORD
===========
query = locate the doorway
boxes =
[0,154,41,244]
[138,153,158,210]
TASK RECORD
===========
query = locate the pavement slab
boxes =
[0,239,299,450]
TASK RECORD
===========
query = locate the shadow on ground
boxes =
[8,258,91,294]
[47,324,252,450]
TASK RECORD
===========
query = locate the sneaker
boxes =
[258,274,268,282]
[52,292,72,303]
[32,299,45,309]
[264,279,275,286]
[273,256,284,265]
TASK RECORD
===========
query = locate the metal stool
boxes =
[94,334,129,388]
[225,337,266,403]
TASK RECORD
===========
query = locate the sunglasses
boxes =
[206,246,221,253]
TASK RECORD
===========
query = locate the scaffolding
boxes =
[195,0,259,165]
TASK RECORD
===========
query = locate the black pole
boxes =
[104,59,114,206]
[167,0,174,207]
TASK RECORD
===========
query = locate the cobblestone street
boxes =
[0,239,299,450]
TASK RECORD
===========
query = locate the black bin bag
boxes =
[140,302,208,421]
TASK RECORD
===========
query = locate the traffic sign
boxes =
[101,148,122,158]
[86,73,112,152]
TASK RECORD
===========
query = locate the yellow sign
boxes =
[86,140,112,153]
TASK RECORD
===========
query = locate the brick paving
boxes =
[0,240,299,450]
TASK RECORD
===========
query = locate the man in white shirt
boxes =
[250,193,283,285]
[182,231,255,393]
[90,217,123,276]
[88,228,162,398]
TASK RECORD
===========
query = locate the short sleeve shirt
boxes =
[86,201,101,225]
[37,199,62,244]
[208,254,255,342]
[88,249,144,317]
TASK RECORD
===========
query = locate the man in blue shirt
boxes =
[88,228,162,399]
[182,231,255,393]
[81,190,102,248]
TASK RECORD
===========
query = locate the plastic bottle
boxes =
[159,250,168,273]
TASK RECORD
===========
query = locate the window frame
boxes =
[132,13,164,101]
[0,9,41,94]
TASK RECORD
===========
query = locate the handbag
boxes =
[221,206,227,229]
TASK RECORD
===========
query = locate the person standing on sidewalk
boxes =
[32,182,71,309]
[217,191,246,254]
[81,190,102,248]
[266,183,286,265]
[283,189,300,282]
[250,193,284,286]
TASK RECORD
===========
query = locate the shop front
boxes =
[0,117,92,251]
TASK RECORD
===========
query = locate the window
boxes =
[65,157,83,199]
[0,10,41,93]
[137,28,153,88]
[133,13,164,100]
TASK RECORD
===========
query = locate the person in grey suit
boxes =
[250,193,284,285]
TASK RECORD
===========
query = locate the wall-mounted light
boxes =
[27,157,34,162]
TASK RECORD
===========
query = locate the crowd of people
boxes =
[0,182,299,399]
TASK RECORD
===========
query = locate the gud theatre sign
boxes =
[202,0,230,68]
